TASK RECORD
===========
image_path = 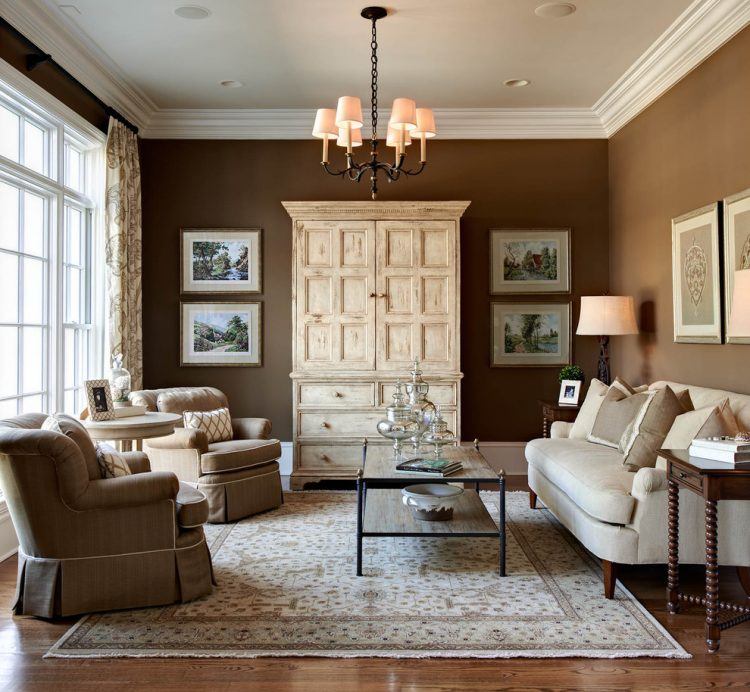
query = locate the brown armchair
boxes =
[130,387,283,523]
[0,413,214,618]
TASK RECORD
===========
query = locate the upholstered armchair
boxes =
[0,413,214,618]
[130,387,282,523]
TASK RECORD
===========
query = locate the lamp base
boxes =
[597,335,611,386]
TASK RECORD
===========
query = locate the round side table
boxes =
[82,412,182,451]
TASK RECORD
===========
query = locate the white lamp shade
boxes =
[412,107,437,138]
[728,269,750,336]
[389,97,417,131]
[336,127,363,148]
[386,125,411,148]
[335,96,364,129]
[576,296,639,336]
[312,108,337,139]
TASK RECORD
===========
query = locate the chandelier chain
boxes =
[370,18,378,141]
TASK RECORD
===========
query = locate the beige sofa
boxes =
[131,387,283,523]
[526,381,750,598]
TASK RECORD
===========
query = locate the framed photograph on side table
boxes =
[491,302,571,367]
[723,188,750,344]
[85,379,115,421]
[490,228,570,294]
[671,204,722,343]
[558,379,582,406]
[181,228,262,294]
[181,302,262,366]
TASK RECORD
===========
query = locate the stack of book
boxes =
[395,458,463,476]
[689,437,750,464]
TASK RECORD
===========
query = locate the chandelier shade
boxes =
[312,6,434,199]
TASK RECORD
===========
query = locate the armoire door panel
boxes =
[376,220,457,371]
[296,220,375,370]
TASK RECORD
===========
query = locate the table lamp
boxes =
[576,295,639,385]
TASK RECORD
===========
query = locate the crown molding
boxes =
[142,107,606,139]
[0,0,155,129]
[594,0,750,136]
[282,200,471,220]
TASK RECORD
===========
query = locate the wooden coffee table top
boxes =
[362,443,500,483]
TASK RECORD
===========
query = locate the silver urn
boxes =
[376,380,420,456]
[421,405,456,458]
[405,359,436,450]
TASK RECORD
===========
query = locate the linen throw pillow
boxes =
[183,406,233,444]
[96,443,132,478]
[656,400,740,469]
[569,379,609,439]
[618,386,686,471]
[588,387,650,448]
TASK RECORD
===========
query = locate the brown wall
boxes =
[609,25,750,393]
[141,139,609,440]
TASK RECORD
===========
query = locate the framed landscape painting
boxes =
[723,188,750,344]
[491,302,571,367]
[181,302,262,366]
[181,229,261,294]
[490,229,570,294]
[671,204,722,344]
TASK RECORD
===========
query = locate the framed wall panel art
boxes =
[723,188,750,344]
[181,302,262,366]
[490,228,570,294]
[671,204,722,344]
[491,302,571,367]
[181,228,262,294]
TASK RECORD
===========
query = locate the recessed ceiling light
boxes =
[534,2,577,18]
[504,79,530,88]
[174,5,211,20]
[220,80,244,88]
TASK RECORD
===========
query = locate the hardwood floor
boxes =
[1,556,749,690]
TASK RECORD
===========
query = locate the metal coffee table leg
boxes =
[356,469,363,577]
[499,471,506,577]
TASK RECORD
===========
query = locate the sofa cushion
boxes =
[176,482,209,528]
[525,438,636,525]
[200,439,282,475]
[570,378,608,439]
[588,387,649,448]
[42,413,100,480]
[155,387,229,417]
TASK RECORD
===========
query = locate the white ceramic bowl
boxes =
[401,483,463,512]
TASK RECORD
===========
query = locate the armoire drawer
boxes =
[298,444,364,469]
[298,382,375,407]
[379,381,457,406]
[299,411,382,437]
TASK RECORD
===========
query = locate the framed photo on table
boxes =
[671,204,722,344]
[181,228,262,294]
[723,188,750,344]
[490,228,570,294]
[558,379,582,406]
[491,302,571,367]
[85,379,115,421]
[181,301,262,366]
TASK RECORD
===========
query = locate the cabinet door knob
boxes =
[321,421,330,428]
[320,453,329,461]
[369,292,377,298]
[334,391,343,398]
[378,292,387,298]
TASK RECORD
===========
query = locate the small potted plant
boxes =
[558,364,585,384]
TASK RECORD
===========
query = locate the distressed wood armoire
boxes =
[283,201,470,490]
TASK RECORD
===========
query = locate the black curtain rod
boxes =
[1,17,139,135]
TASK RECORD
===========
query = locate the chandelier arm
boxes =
[321,162,350,177]
[402,161,427,176]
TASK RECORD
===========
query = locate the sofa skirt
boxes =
[13,530,214,618]
[198,462,282,523]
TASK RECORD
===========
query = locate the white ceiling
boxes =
[37,0,692,109]
[1,0,749,137]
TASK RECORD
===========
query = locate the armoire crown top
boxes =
[282,201,470,220]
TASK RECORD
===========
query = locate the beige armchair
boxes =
[130,387,282,523]
[0,413,214,618]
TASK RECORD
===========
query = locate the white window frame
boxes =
[0,59,106,421]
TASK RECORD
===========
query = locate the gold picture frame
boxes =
[85,379,115,421]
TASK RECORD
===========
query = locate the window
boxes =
[0,69,105,419]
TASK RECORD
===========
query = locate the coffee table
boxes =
[356,439,506,577]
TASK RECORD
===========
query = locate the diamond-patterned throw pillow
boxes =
[95,443,132,478]
[183,407,233,444]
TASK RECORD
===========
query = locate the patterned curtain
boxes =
[105,117,143,389]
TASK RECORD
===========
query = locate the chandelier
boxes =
[312,6,436,199]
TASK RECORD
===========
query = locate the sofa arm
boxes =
[631,467,668,499]
[145,428,208,454]
[232,417,271,440]
[73,471,179,511]
[550,421,572,439]
[122,451,151,474]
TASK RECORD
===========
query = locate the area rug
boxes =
[47,491,688,659]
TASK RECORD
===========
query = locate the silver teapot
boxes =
[405,359,436,450]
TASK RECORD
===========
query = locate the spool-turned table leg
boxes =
[705,499,720,652]
[667,478,680,614]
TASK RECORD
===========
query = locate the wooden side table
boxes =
[660,448,750,653]
[82,412,182,451]
[538,400,580,438]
